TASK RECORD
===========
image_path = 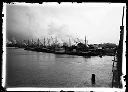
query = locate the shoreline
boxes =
[6,46,115,57]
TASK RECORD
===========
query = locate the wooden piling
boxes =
[91,74,95,85]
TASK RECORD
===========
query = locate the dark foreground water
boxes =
[6,47,113,87]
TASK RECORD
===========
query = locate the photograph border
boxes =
[2,2,126,91]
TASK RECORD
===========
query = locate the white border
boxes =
[2,2,126,91]
[2,2,7,88]
[6,88,125,91]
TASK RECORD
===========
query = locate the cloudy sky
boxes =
[6,3,126,44]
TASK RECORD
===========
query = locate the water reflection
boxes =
[6,48,113,87]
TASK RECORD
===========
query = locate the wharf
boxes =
[24,47,106,57]
[112,56,119,87]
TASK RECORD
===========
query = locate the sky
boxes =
[6,3,126,44]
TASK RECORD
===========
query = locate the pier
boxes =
[112,6,125,88]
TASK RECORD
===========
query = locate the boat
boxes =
[54,48,65,54]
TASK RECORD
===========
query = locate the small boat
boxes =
[54,48,65,54]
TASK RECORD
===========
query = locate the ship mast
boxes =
[37,38,40,47]
[69,38,71,47]
[85,35,87,46]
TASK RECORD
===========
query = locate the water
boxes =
[6,47,113,87]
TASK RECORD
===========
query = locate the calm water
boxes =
[6,47,113,87]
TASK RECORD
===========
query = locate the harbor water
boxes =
[6,47,113,87]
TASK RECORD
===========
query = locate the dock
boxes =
[112,6,125,88]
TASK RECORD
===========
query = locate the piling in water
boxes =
[91,74,95,85]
